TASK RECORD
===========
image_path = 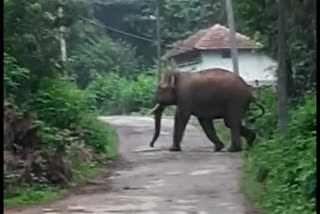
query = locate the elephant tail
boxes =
[248,99,265,123]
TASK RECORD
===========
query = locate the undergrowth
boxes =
[87,71,157,115]
[4,76,117,208]
[4,162,101,208]
[243,89,316,214]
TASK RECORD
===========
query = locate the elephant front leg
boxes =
[171,108,190,152]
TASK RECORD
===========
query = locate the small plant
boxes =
[4,53,30,101]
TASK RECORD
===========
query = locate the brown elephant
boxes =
[149,68,265,152]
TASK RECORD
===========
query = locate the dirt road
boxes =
[5,116,255,214]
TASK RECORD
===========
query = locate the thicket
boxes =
[87,71,157,115]
[244,89,316,214]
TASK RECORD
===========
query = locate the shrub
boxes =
[87,71,156,115]
[30,79,96,129]
[69,36,140,88]
[244,93,316,214]
[28,79,116,154]
[87,72,126,114]
[248,86,277,138]
[78,115,117,155]
[4,53,30,101]
[132,73,157,110]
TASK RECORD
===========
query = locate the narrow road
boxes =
[5,116,255,214]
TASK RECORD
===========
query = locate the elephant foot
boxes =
[228,146,242,152]
[169,145,181,152]
[214,143,224,152]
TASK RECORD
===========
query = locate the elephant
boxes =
[148,68,265,152]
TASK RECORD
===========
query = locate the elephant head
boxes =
[149,72,178,147]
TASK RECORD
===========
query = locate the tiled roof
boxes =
[163,24,263,59]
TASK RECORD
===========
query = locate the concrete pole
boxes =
[58,5,67,76]
[156,0,162,83]
[225,0,239,76]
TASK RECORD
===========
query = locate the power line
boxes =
[80,16,155,43]
[80,17,201,64]
[80,17,193,52]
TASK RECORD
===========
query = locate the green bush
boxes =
[69,36,141,88]
[244,93,316,214]
[133,73,157,110]
[78,115,117,155]
[248,86,277,138]
[87,72,156,115]
[4,53,30,101]
[28,79,116,154]
[30,79,96,129]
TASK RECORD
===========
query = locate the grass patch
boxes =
[4,187,63,208]
[4,123,118,209]
[4,162,103,208]
[241,93,316,214]
[241,149,265,213]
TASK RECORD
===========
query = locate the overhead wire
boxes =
[80,16,193,53]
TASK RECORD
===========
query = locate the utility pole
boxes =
[156,0,162,83]
[58,2,67,77]
[276,0,288,135]
[225,0,251,126]
[225,0,239,76]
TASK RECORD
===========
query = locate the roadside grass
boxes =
[4,161,103,208]
[241,144,265,214]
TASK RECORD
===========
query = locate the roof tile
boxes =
[163,24,262,59]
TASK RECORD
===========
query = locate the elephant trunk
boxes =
[149,104,165,148]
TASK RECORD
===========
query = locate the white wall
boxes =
[177,50,277,86]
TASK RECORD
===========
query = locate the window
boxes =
[221,50,231,58]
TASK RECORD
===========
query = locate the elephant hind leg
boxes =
[224,118,242,152]
[198,118,224,152]
[240,125,256,146]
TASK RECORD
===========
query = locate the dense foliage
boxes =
[244,90,316,214]
[87,71,157,115]
[234,0,316,97]
[68,36,141,88]
[3,0,118,206]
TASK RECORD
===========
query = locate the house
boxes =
[162,24,277,87]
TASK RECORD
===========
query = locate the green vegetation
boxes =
[4,162,101,208]
[4,0,119,207]
[87,71,157,115]
[243,90,316,214]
